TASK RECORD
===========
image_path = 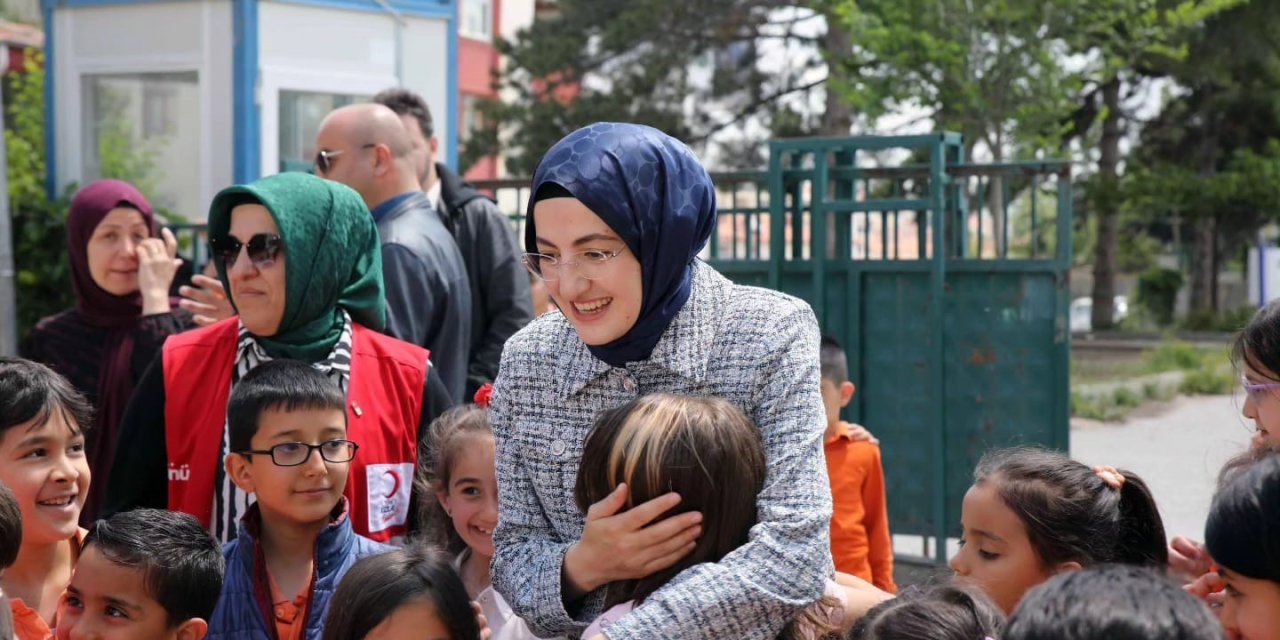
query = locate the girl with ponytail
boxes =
[949,446,1168,613]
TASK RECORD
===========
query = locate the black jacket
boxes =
[377,191,473,403]
[436,164,534,398]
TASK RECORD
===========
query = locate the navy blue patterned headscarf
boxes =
[527,123,717,367]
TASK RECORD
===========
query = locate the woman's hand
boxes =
[832,572,894,630]
[562,484,702,601]
[179,274,235,325]
[471,601,492,640]
[1168,536,1213,583]
[137,228,182,315]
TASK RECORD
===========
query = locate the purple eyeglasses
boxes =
[1242,377,1280,400]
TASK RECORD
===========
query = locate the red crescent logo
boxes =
[383,470,402,499]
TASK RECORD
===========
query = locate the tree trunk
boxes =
[822,15,853,137]
[1090,78,1122,331]
[1189,216,1216,312]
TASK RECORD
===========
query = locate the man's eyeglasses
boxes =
[210,234,283,270]
[1242,377,1280,401]
[238,439,359,467]
[522,249,626,281]
[315,143,377,174]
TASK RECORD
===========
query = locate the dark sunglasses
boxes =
[210,233,284,270]
[315,143,376,174]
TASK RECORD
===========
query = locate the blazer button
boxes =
[622,376,637,392]
[552,439,566,456]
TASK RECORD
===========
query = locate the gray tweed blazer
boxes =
[490,261,833,639]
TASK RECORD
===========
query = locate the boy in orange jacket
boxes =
[820,336,896,593]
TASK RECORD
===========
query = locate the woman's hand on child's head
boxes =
[842,423,878,445]
[1183,571,1225,604]
[1168,536,1213,583]
[563,483,702,598]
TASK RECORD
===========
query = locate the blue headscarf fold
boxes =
[526,122,717,368]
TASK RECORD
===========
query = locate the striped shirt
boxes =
[490,261,833,639]
[210,313,354,544]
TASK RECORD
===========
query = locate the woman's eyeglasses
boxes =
[522,249,625,281]
[315,143,377,174]
[238,439,359,467]
[210,234,284,270]
[1242,377,1280,401]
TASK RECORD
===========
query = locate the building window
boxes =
[81,72,200,220]
[460,94,484,143]
[278,90,366,173]
[461,0,492,41]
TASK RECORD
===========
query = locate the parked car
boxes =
[1070,295,1129,333]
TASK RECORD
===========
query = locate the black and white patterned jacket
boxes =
[491,261,833,639]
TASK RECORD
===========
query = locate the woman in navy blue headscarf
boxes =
[490,123,833,639]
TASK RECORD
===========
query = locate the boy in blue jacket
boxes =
[207,360,389,640]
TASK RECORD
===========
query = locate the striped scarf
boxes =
[210,311,354,543]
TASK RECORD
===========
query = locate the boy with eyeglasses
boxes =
[206,359,390,640]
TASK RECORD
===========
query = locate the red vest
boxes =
[163,318,427,543]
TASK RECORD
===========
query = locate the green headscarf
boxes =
[207,172,385,363]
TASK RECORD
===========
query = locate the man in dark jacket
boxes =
[314,103,472,402]
[373,89,533,398]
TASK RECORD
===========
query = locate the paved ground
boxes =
[1070,393,1253,544]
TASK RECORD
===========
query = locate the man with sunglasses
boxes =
[373,88,534,400]
[314,103,472,403]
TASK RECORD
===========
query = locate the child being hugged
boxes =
[950,446,1167,614]
[207,359,391,640]
[0,358,94,640]
[416,384,539,639]
[575,394,887,640]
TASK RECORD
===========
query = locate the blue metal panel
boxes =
[232,0,260,183]
[446,12,458,169]
[41,0,56,198]
[270,0,454,19]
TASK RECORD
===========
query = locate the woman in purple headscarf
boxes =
[20,180,192,523]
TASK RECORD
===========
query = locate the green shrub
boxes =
[1179,369,1235,395]
[1112,387,1142,408]
[1181,307,1258,332]
[1143,340,1204,373]
[1136,268,1184,327]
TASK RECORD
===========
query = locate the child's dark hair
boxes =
[0,357,92,441]
[974,447,1168,569]
[851,581,1004,640]
[575,394,767,609]
[1205,451,1280,584]
[820,335,849,385]
[415,404,492,552]
[1232,298,1280,378]
[226,359,346,453]
[83,508,224,626]
[0,482,20,569]
[1004,564,1224,640]
[322,543,480,640]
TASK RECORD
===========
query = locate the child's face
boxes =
[225,407,350,527]
[56,546,205,640]
[0,410,90,547]
[437,434,498,560]
[949,480,1056,614]
[1242,361,1280,449]
[363,597,451,640]
[819,378,854,427]
[1219,568,1280,640]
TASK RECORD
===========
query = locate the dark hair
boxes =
[974,447,1168,569]
[0,482,20,569]
[0,357,92,441]
[373,87,434,139]
[820,335,849,385]
[1004,564,1224,640]
[1205,451,1280,584]
[83,508,224,626]
[852,582,1004,640]
[1232,298,1280,378]
[322,544,479,640]
[1217,442,1280,489]
[415,404,492,552]
[226,359,346,453]
[574,394,767,608]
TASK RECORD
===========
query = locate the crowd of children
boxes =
[2,296,1280,639]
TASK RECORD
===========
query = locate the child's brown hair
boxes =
[415,403,492,553]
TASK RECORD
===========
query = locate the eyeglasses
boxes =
[238,439,359,467]
[1242,377,1280,401]
[210,233,283,270]
[522,249,626,281]
[315,143,377,174]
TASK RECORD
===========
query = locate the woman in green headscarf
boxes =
[106,173,453,544]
